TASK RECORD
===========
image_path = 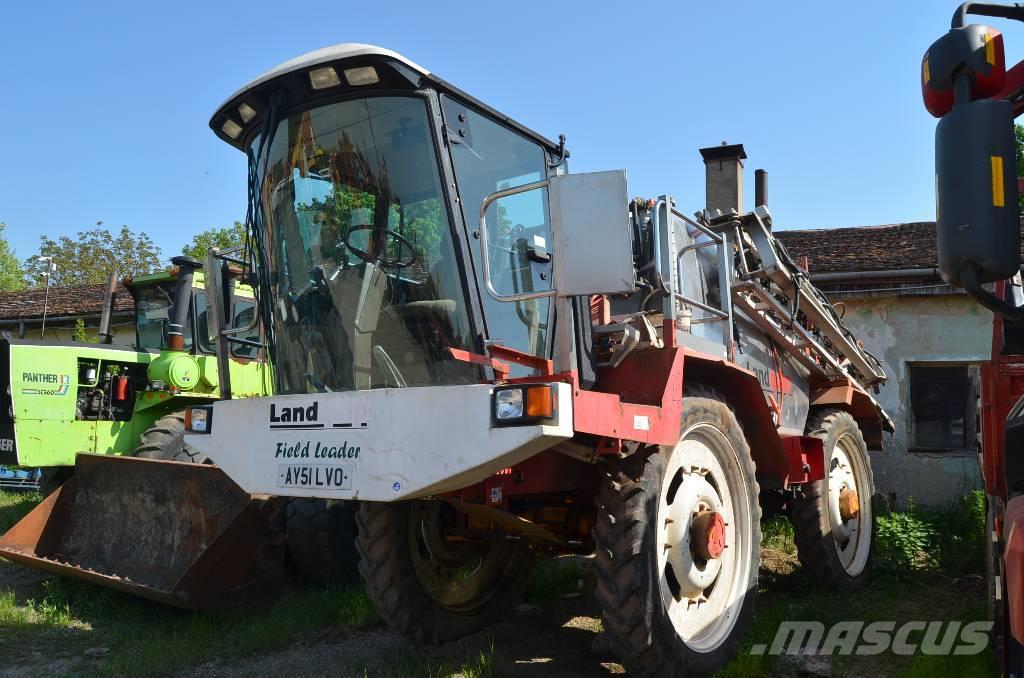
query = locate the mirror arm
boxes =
[478,179,557,303]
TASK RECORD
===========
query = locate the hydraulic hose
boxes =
[961,264,1024,325]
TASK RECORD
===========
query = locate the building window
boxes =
[908,364,979,452]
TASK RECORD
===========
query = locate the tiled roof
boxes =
[774,222,940,274]
[0,283,134,321]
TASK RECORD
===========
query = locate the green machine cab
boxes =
[0,255,271,475]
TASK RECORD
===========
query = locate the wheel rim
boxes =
[406,501,514,611]
[656,423,753,653]
[826,435,872,576]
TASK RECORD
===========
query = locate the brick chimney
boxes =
[698,142,747,215]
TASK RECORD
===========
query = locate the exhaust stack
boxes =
[167,256,202,351]
[754,168,768,208]
[97,272,118,344]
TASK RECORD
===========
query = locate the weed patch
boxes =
[875,490,986,576]
[525,556,586,602]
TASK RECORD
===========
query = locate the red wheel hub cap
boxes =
[691,510,726,560]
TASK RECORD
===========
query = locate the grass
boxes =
[524,555,587,602]
[0,488,41,532]
[718,489,991,677]
[78,582,377,676]
[0,489,998,677]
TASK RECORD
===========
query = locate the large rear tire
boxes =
[790,408,875,587]
[593,394,761,676]
[133,412,207,462]
[285,498,360,586]
[356,500,532,643]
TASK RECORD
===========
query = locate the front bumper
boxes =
[186,382,574,502]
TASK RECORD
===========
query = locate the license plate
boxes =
[277,464,352,490]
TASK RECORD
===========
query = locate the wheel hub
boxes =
[661,466,724,599]
[654,429,753,653]
[691,510,727,561]
[839,488,860,522]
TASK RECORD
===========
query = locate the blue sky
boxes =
[0,0,1013,262]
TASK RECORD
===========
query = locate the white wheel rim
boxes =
[656,423,753,653]
[826,435,872,576]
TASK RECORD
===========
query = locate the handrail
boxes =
[478,180,557,303]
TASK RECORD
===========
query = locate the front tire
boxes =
[285,498,360,586]
[133,412,207,462]
[790,408,875,587]
[593,395,761,676]
[356,500,532,643]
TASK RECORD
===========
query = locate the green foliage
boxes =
[876,505,938,572]
[760,516,797,555]
[24,225,163,287]
[73,318,95,343]
[181,222,247,259]
[0,223,24,291]
[303,185,444,266]
[875,490,986,575]
[525,556,586,601]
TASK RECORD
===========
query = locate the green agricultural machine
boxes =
[0,253,354,605]
[0,255,269,493]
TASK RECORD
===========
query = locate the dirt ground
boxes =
[0,546,988,678]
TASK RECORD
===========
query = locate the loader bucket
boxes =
[0,454,284,610]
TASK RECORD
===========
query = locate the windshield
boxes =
[254,96,479,394]
[134,283,192,351]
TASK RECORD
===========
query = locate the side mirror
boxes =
[922,24,1005,118]
[935,97,1020,286]
[478,170,635,300]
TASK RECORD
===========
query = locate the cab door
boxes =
[442,98,553,375]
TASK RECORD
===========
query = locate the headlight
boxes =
[492,385,556,426]
[495,389,524,420]
[185,406,212,433]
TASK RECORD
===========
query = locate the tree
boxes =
[0,224,25,291]
[182,222,247,259]
[24,225,163,287]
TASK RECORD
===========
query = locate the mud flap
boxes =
[0,454,284,610]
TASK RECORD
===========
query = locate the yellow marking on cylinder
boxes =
[992,155,1006,207]
[986,30,996,65]
[923,56,930,84]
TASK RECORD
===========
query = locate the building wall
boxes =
[5,319,136,345]
[842,294,989,505]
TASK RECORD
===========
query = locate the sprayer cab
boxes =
[210,44,633,396]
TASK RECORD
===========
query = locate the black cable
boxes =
[245,95,284,364]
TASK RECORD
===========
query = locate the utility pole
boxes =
[37,256,55,339]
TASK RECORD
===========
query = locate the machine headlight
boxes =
[309,66,341,90]
[221,119,243,139]
[185,406,212,434]
[492,385,556,426]
[237,102,257,123]
[494,389,524,420]
[343,66,380,86]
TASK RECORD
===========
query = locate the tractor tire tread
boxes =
[789,407,875,588]
[285,498,359,586]
[593,391,761,677]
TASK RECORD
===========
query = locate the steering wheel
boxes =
[344,225,417,269]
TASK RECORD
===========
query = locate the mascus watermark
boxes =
[750,621,994,656]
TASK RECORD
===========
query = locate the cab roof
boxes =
[209,43,566,157]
